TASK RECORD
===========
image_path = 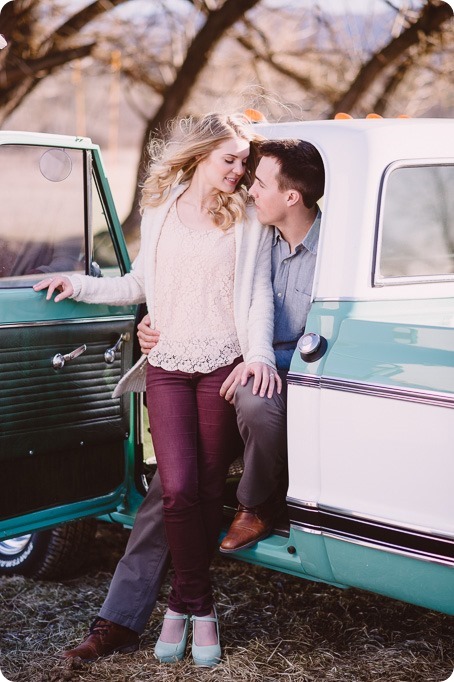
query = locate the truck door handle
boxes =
[104,333,130,364]
[52,344,87,369]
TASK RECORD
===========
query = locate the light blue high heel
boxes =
[154,613,189,663]
[191,607,221,667]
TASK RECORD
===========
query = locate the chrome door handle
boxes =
[52,344,87,369]
[104,333,130,364]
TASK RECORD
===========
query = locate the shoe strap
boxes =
[163,614,189,621]
[190,615,217,622]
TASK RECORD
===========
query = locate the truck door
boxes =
[0,138,138,543]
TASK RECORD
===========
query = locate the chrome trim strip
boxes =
[287,373,454,408]
[375,273,454,287]
[308,528,454,568]
[287,496,318,508]
[0,316,135,330]
[307,500,454,540]
[287,501,454,567]
[288,374,321,389]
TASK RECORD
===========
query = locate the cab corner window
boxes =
[376,164,454,283]
[0,144,86,288]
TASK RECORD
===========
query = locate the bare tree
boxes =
[1,0,452,242]
[121,0,262,235]
[0,0,132,123]
[329,0,453,116]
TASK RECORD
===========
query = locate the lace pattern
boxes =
[148,202,241,373]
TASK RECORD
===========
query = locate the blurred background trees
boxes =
[1,0,453,239]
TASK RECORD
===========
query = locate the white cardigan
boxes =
[69,185,276,396]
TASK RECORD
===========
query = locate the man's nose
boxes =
[248,182,257,198]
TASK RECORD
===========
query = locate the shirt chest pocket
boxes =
[286,287,311,337]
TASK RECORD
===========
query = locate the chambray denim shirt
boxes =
[271,209,321,371]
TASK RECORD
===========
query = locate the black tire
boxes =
[0,518,97,580]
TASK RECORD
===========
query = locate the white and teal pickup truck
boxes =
[0,119,452,615]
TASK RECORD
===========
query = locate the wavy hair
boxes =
[140,113,262,230]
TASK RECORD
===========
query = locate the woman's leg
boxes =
[146,365,212,617]
[146,362,241,619]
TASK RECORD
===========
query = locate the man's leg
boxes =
[63,470,171,660]
[220,373,288,552]
[99,469,170,631]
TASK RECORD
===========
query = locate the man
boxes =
[63,138,324,661]
[219,138,324,551]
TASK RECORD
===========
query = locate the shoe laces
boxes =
[89,618,112,638]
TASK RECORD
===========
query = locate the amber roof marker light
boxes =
[244,109,268,123]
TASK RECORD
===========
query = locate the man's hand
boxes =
[241,362,282,398]
[33,276,73,302]
[137,313,160,355]
[219,361,246,403]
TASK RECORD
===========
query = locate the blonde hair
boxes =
[140,113,262,230]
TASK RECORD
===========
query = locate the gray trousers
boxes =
[234,372,288,508]
[99,470,170,634]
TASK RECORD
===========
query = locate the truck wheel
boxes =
[0,519,97,580]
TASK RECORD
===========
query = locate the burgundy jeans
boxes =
[146,359,241,616]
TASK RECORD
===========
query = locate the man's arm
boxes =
[137,313,160,353]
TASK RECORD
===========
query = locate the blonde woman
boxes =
[34,113,279,667]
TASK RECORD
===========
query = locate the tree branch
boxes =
[49,0,132,45]
[122,0,261,236]
[330,0,453,116]
[4,43,95,87]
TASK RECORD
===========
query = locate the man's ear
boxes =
[286,189,301,207]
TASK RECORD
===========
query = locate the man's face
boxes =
[249,155,288,225]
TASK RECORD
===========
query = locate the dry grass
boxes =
[1,523,453,682]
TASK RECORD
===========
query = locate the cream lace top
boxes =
[147,202,242,373]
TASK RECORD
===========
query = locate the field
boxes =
[1,522,453,682]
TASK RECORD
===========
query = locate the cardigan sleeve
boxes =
[67,214,149,306]
[244,224,276,369]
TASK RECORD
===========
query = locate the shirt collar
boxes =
[272,208,321,253]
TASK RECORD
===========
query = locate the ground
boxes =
[0,522,453,682]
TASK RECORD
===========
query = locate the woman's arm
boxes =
[242,224,282,397]
[244,226,276,368]
[33,216,149,306]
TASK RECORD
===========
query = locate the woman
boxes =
[34,113,278,667]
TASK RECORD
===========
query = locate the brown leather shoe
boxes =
[62,617,139,661]
[220,503,275,553]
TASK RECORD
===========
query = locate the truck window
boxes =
[376,164,454,283]
[0,145,86,287]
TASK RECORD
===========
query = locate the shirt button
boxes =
[277,292,282,298]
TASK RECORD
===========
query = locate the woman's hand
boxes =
[241,362,282,399]
[137,313,160,354]
[33,276,74,302]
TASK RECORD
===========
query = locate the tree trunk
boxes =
[121,0,261,238]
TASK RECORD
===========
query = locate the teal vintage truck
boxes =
[0,120,453,615]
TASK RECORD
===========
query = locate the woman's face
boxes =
[196,137,250,194]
